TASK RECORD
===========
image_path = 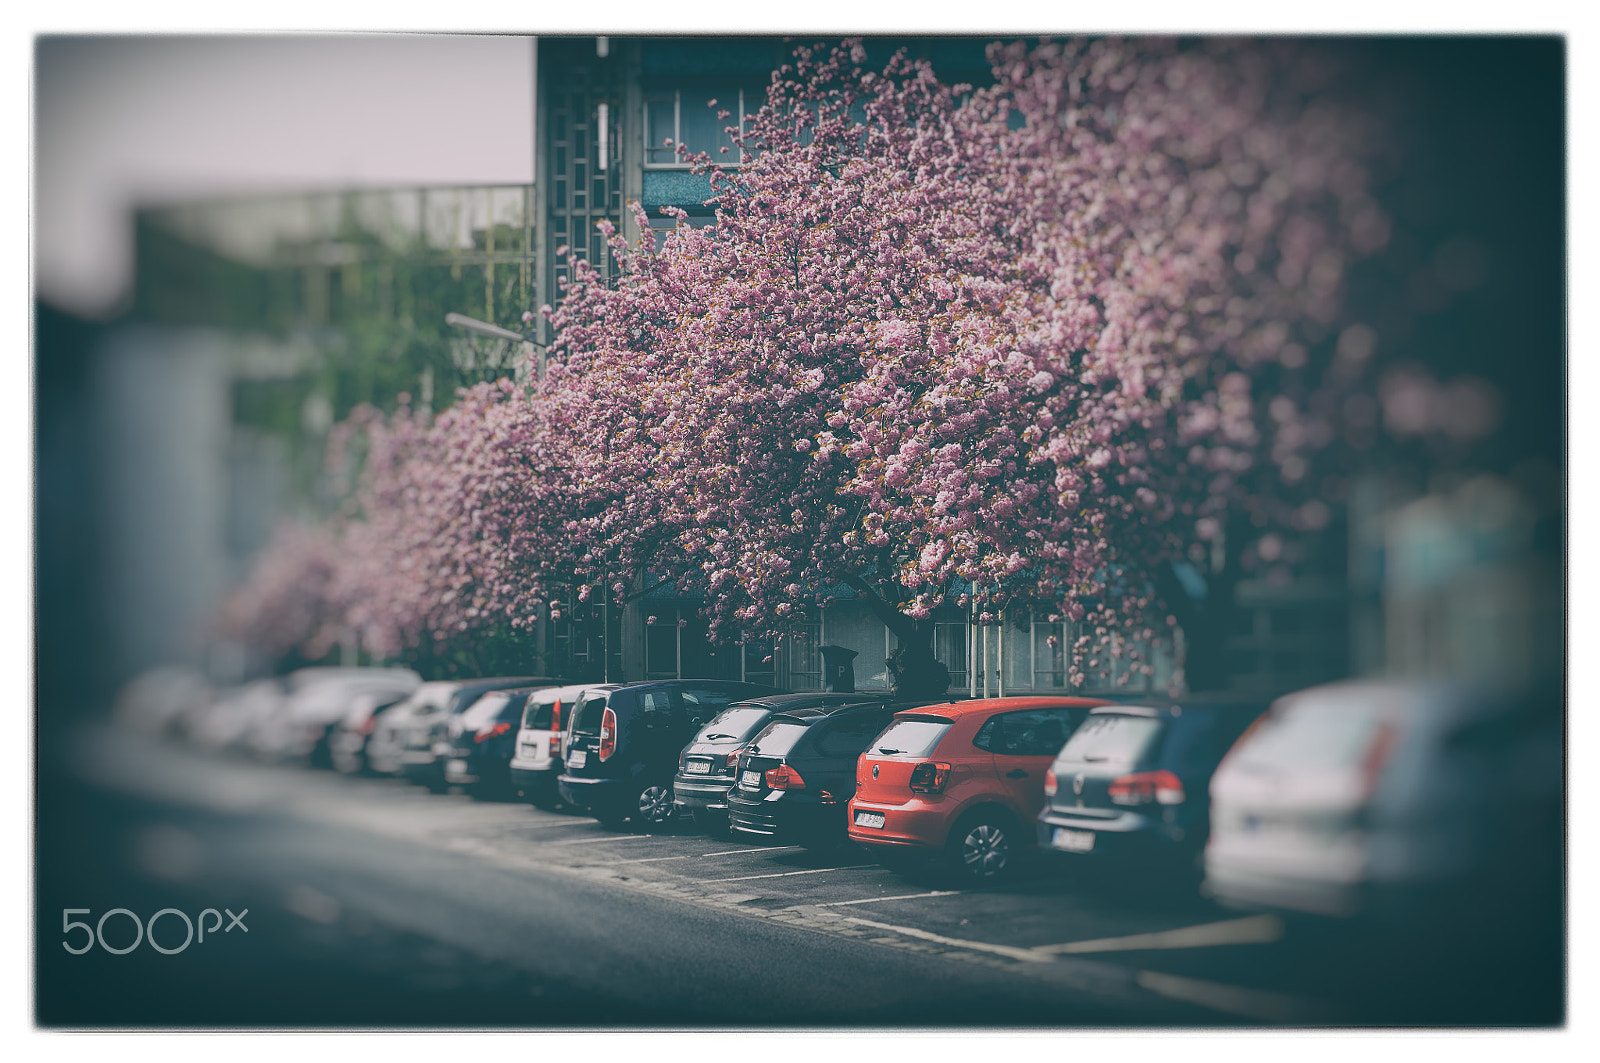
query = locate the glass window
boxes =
[645,97,677,163]
[645,617,679,679]
[934,617,968,691]
[1232,705,1384,772]
[522,696,556,730]
[868,717,952,758]
[570,692,609,735]
[815,711,896,758]
[1057,714,1164,766]
[977,707,1081,757]
[747,719,813,758]
[461,692,509,729]
[784,617,822,691]
[644,88,761,166]
[695,706,772,744]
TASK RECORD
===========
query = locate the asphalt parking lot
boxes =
[39,723,1562,1027]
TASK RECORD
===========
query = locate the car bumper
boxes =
[1036,807,1192,858]
[845,799,951,851]
[727,794,841,842]
[557,774,625,813]
[509,765,559,793]
[672,775,736,812]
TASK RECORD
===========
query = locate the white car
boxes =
[249,668,421,763]
[366,681,464,776]
[1204,678,1560,925]
[507,684,599,807]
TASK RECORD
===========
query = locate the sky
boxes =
[34,34,536,319]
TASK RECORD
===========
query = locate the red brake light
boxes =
[1108,769,1185,806]
[475,721,512,743]
[1043,768,1058,797]
[361,716,377,735]
[723,748,744,773]
[551,700,562,732]
[599,707,617,761]
[1360,722,1399,797]
[763,764,806,791]
[908,761,951,794]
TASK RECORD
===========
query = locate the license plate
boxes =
[854,810,886,829]
[1052,827,1096,853]
[567,750,587,769]
[740,769,762,789]
[685,760,712,775]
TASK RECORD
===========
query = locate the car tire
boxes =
[945,809,1019,883]
[633,783,676,829]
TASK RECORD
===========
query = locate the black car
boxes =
[400,676,556,792]
[673,692,894,835]
[440,686,538,797]
[1035,697,1267,881]
[726,702,910,848]
[559,680,784,828]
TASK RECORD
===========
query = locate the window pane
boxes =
[646,621,678,678]
[680,87,738,159]
[1057,714,1163,766]
[868,718,952,758]
[646,97,677,163]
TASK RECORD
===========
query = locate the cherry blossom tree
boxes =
[543,37,1387,696]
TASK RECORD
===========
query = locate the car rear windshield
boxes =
[695,706,772,744]
[460,693,510,729]
[868,717,952,758]
[1057,713,1164,766]
[521,696,561,730]
[746,719,813,758]
[571,692,610,735]
[1230,704,1385,772]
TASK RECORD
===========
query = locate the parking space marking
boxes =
[1133,969,1324,1023]
[838,916,1051,963]
[820,891,961,907]
[601,845,804,866]
[1036,915,1285,955]
[547,833,657,846]
[706,864,877,883]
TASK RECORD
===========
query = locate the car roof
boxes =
[1090,696,1269,718]
[896,695,1113,720]
[740,692,890,710]
[767,701,895,725]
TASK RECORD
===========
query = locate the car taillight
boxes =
[1043,768,1058,797]
[723,747,745,773]
[764,764,805,791]
[598,707,617,761]
[908,762,951,794]
[475,722,512,743]
[361,716,376,735]
[551,700,562,733]
[549,735,561,756]
[1108,769,1185,806]
[1360,722,1399,797]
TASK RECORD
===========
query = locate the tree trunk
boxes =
[839,574,952,701]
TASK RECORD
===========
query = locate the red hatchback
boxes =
[849,696,1111,882]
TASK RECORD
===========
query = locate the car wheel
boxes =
[635,783,675,827]
[946,811,1016,883]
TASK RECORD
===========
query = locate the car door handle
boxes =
[1006,769,1028,779]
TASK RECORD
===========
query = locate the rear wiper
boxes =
[876,747,903,755]
[1082,755,1109,762]
[703,733,736,740]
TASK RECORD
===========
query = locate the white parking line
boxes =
[601,845,804,866]
[548,834,657,846]
[820,891,961,906]
[1035,915,1285,955]
[705,864,877,883]
[1133,970,1321,1023]
[838,916,1051,963]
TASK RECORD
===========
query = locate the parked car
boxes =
[277,668,422,766]
[850,696,1110,882]
[399,677,556,792]
[366,681,463,776]
[508,684,602,808]
[1035,697,1268,884]
[330,688,417,774]
[440,687,541,797]
[559,679,783,828]
[674,692,893,835]
[726,700,912,847]
[189,678,285,753]
[1203,679,1561,926]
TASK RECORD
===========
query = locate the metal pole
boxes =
[997,608,1006,698]
[982,621,990,699]
[968,601,977,699]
